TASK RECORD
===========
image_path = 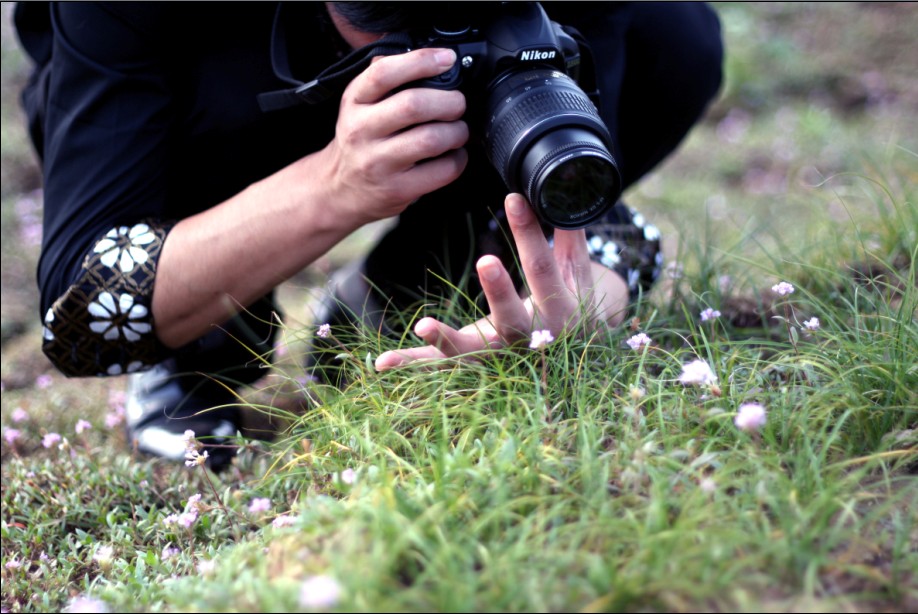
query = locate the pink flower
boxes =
[184,449,208,467]
[75,419,92,434]
[529,329,555,349]
[161,545,180,560]
[338,468,357,485]
[42,432,62,448]
[176,511,198,529]
[316,323,332,339]
[699,478,717,493]
[11,407,28,423]
[104,408,124,429]
[771,281,795,296]
[626,333,652,351]
[272,514,297,529]
[3,428,21,445]
[665,262,684,280]
[65,596,110,613]
[678,359,718,386]
[803,317,820,331]
[299,575,343,609]
[183,430,209,467]
[107,389,126,407]
[35,374,53,389]
[248,497,271,514]
[186,493,204,513]
[700,308,722,322]
[735,403,767,432]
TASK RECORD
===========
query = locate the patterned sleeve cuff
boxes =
[584,204,664,302]
[41,220,175,377]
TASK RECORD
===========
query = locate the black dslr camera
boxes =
[259,2,620,229]
[408,2,621,229]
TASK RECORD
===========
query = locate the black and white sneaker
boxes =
[125,358,240,470]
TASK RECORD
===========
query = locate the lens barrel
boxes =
[484,69,621,229]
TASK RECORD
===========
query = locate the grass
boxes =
[2,3,917,612]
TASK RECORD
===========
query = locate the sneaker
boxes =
[125,358,240,470]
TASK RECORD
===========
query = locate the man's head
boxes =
[326,2,443,49]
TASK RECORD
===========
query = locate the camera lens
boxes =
[484,69,621,229]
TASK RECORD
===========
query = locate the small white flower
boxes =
[161,545,180,560]
[735,403,767,432]
[316,323,332,339]
[92,545,114,566]
[87,292,152,342]
[700,308,722,322]
[529,329,555,350]
[3,428,21,445]
[678,359,718,386]
[248,497,271,514]
[771,281,795,296]
[186,493,204,513]
[64,595,110,614]
[272,514,297,529]
[176,511,198,529]
[42,432,62,448]
[699,478,717,494]
[338,468,357,485]
[93,224,155,273]
[299,575,343,609]
[626,333,652,351]
[197,558,216,575]
[184,449,208,467]
[803,317,820,331]
[629,386,646,402]
[665,262,684,280]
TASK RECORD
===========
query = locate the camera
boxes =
[408,2,621,229]
[258,2,621,229]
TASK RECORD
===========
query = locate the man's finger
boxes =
[504,194,572,309]
[349,48,457,104]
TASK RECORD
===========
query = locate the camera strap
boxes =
[258,5,413,112]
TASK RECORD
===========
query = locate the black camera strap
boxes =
[258,4,413,112]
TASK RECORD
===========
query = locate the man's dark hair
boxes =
[329,2,442,34]
[330,2,502,35]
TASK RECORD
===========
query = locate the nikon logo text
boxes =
[520,49,557,61]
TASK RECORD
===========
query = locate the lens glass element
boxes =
[538,154,617,227]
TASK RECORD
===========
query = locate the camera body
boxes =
[409,2,621,229]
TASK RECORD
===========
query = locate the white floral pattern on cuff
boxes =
[87,291,153,342]
[43,308,55,341]
[93,224,156,273]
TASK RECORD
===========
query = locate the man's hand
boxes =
[318,48,470,226]
[375,193,630,370]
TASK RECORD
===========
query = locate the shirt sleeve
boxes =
[583,203,663,302]
[42,219,174,377]
[34,3,178,377]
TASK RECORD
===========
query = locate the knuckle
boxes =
[525,254,555,278]
[399,90,428,121]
